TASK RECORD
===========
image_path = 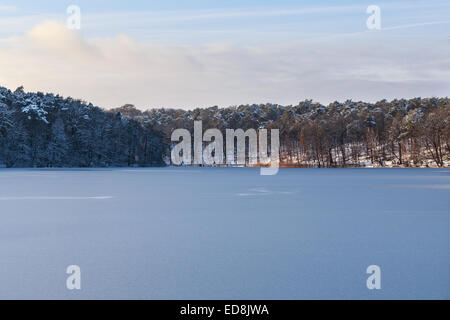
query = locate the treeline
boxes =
[136,98,448,168]
[136,98,449,168]
[1,85,449,168]
[0,86,163,167]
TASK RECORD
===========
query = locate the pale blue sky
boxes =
[2,0,450,43]
[0,1,449,109]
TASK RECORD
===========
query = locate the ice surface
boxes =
[0,168,448,299]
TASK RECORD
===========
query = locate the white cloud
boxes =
[0,20,448,110]
[27,20,97,60]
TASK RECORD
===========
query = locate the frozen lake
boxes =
[0,168,449,299]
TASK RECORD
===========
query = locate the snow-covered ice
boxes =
[0,168,448,299]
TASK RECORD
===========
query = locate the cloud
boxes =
[382,20,450,31]
[0,20,449,110]
[79,1,450,26]
[26,20,97,60]
[84,5,361,24]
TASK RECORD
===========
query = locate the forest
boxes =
[0,85,448,168]
[0,86,164,167]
